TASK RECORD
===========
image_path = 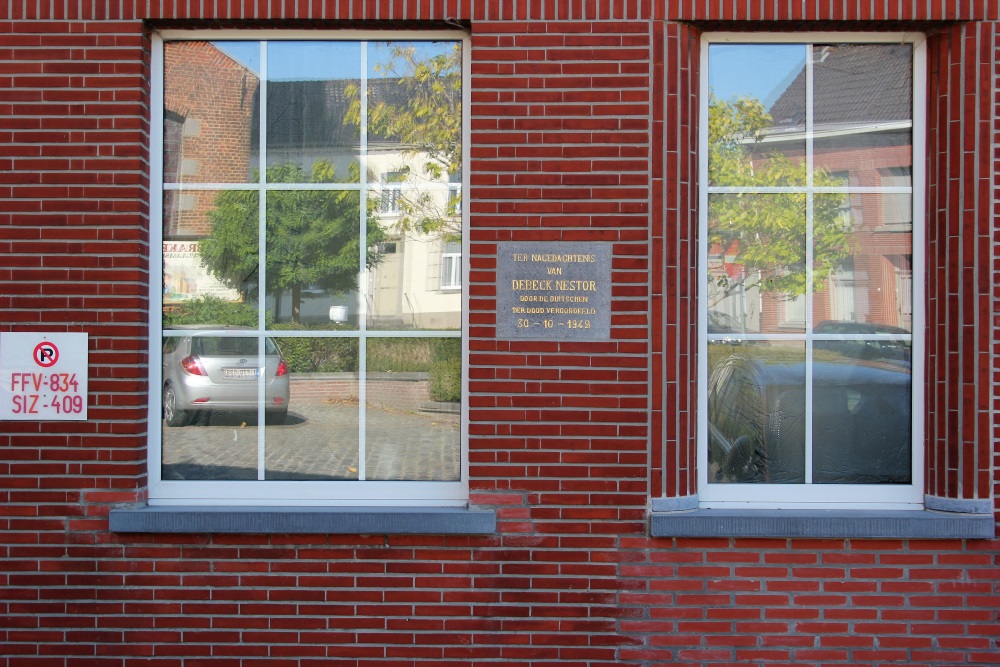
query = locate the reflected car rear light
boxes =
[275,359,289,377]
[181,355,207,376]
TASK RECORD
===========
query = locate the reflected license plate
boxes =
[222,367,258,379]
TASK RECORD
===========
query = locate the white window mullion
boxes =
[803,44,815,485]
[257,41,269,481]
[357,42,369,482]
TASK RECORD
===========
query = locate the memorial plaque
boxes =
[497,241,612,339]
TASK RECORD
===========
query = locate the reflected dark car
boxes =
[162,327,290,427]
[813,320,911,365]
[707,355,911,485]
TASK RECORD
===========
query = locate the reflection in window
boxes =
[440,240,462,290]
[380,171,406,214]
[156,37,465,501]
[701,38,919,502]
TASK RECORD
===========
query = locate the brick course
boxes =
[1,1,999,665]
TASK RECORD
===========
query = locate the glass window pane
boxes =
[365,337,461,481]
[367,41,462,220]
[812,44,912,178]
[812,357,911,484]
[264,189,363,327]
[266,42,362,181]
[264,337,360,480]
[707,193,807,334]
[707,342,807,484]
[365,220,463,331]
[163,189,260,327]
[708,44,807,186]
[163,42,260,184]
[812,194,913,330]
[160,334,283,480]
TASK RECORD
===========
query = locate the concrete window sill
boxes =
[649,508,995,539]
[109,505,497,535]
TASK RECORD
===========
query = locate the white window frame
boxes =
[379,171,406,215]
[147,30,471,507]
[440,240,462,290]
[697,32,926,510]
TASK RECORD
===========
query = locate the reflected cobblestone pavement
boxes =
[161,400,460,482]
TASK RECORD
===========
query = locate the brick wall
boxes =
[1,1,999,665]
[289,373,436,415]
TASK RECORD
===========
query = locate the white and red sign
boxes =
[0,333,88,421]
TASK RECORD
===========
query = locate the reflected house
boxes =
[162,43,261,304]
[163,42,259,238]
[709,43,914,334]
[163,42,462,329]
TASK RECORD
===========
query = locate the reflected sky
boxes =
[215,40,458,81]
[709,44,805,107]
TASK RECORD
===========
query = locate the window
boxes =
[699,34,924,509]
[150,32,469,507]
[440,240,462,290]
[380,171,405,214]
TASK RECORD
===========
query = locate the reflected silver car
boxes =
[162,328,290,426]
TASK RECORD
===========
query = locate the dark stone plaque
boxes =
[496,241,612,339]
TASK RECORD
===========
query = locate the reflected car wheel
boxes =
[265,409,288,426]
[163,384,189,427]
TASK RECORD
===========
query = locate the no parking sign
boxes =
[0,333,88,421]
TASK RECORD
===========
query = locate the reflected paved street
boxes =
[161,400,460,482]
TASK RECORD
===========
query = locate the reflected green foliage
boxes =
[366,337,461,402]
[270,324,359,373]
[345,43,462,240]
[199,161,385,322]
[367,338,434,373]
[708,94,852,304]
[163,296,261,328]
[428,338,461,402]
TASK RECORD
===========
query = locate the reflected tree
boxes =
[344,42,462,240]
[707,94,852,307]
[200,161,385,323]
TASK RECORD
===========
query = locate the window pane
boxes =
[163,42,260,184]
[812,357,912,484]
[264,337,360,480]
[708,44,807,187]
[812,194,913,331]
[365,218,463,330]
[266,42,362,180]
[160,334,285,480]
[263,189,363,327]
[707,342,807,484]
[365,337,461,481]
[368,41,462,153]
[163,189,260,327]
[812,44,912,177]
[707,193,806,334]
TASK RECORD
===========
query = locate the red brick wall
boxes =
[289,373,435,414]
[1,2,999,666]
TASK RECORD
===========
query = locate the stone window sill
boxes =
[650,508,995,539]
[109,505,497,535]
